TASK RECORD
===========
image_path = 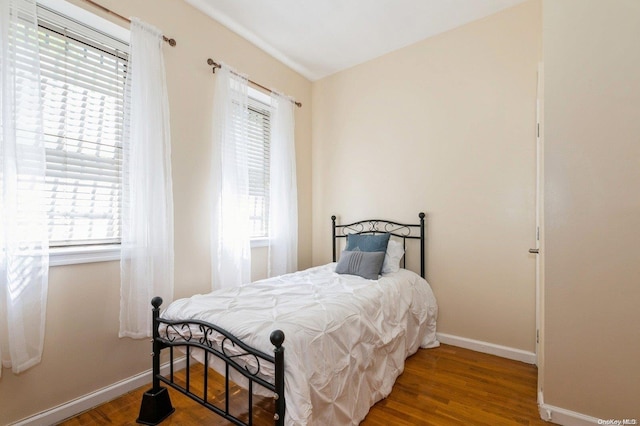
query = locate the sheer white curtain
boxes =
[210,64,251,290]
[119,18,174,338]
[0,0,49,376]
[268,93,297,276]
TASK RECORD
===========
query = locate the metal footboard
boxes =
[137,297,285,426]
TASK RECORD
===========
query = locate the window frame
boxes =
[37,0,130,266]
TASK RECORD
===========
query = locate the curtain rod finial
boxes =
[207,58,220,73]
[162,35,176,47]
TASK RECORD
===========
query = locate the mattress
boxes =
[161,263,439,425]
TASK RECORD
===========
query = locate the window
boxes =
[246,93,271,240]
[37,4,128,249]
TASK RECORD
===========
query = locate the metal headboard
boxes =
[331,212,426,278]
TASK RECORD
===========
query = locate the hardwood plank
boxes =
[58,345,553,425]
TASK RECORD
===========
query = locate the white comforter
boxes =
[162,263,439,425]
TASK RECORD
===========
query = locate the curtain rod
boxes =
[207,59,302,108]
[81,0,176,46]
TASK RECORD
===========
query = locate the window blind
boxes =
[37,9,128,247]
[247,97,271,239]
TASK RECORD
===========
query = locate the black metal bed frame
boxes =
[332,212,426,279]
[136,296,285,426]
[137,212,426,425]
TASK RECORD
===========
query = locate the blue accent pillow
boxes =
[335,250,386,280]
[345,233,391,253]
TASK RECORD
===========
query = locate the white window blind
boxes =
[37,6,128,247]
[247,97,271,239]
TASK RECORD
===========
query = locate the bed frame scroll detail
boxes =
[136,297,286,426]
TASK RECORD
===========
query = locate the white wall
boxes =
[312,0,541,353]
[542,0,640,419]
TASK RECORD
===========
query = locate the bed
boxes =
[137,213,439,426]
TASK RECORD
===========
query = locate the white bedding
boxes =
[161,263,439,425]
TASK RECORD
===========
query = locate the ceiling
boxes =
[186,0,527,81]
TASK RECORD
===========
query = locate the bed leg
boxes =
[271,330,285,426]
[136,297,175,425]
[137,387,174,425]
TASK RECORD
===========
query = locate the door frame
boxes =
[535,61,545,403]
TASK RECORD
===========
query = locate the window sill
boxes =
[49,245,120,267]
[50,239,268,266]
[251,238,269,248]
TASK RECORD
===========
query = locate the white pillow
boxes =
[382,239,405,274]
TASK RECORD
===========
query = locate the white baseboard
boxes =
[436,332,537,364]
[11,357,186,426]
[538,392,600,425]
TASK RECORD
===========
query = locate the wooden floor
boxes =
[59,344,552,425]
